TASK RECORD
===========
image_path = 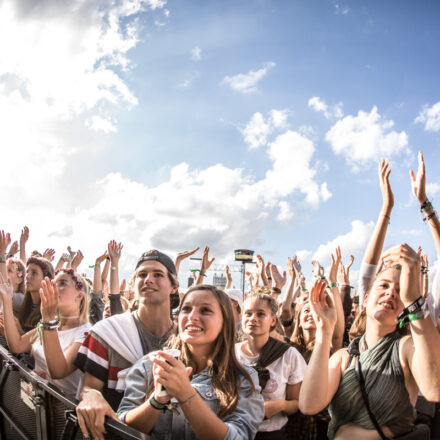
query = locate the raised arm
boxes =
[0,273,34,353]
[0,230,11,282]
[225,265,232,289]
[108,241,123,316]
[195,246,215,285]
[410,151,440,257]
[281,257,297,323]
[358,160,393,306]
[71,249,84,272]
[299,280,343,414]
[328,247,345,351]
[19,226,29,264]
[39,278,81,378]
[337,255,354,320]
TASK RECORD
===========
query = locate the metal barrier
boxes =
[0,344,143,440]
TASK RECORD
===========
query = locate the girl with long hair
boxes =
[0,269,91,399]
[236,292,307,440]
[117,284,264,439]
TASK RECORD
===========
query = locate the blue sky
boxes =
[1,0,439,289]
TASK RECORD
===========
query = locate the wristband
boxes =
[420,200,433,213]
[398,309,424,328]
[178,392,197,405]
[271,287,281,294]
[111,266,118,271]
[327,282,338,289]
[0,257,6,263]
[149,396,169,411]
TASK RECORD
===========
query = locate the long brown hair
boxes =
[290,301,315,362]
[166,285,256,417]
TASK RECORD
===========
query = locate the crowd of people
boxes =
[0,151,440,440]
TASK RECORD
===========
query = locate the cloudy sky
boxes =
[1,0,439,288]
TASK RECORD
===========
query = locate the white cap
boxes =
[225,289,243,308]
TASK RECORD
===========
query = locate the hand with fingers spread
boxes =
[175,247,200,275]
[200,246,215,274]
[410,151,427,205]
[108,240,123,264]
[20,226,29,245]
[287,257,295,280]
[71,250,84,271]
[43,248,56,262]
[95,251,108,265]
[292,256,302,276]
[270,263,287,290]
[40,277,58,322]
[381,243,421,305]
[309,279,336,332]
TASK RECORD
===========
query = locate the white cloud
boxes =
[296,250,312,261]
[415,102,440,132]
[241,109,288,149]
[191,46,202,61]
[308,96,344,119]
[86,115,117,133]
[222,61,275,94]
[277,201,294,222]
[326,106,408,172]
[427,183,440,199]
[312,220,375,264]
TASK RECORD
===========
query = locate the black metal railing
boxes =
[0,343,144,440]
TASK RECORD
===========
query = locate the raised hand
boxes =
[379,159,394,212]
[71,250,84,271]
[287,257,295,279]
[328,247,342,285]
[20,226,29,245]
[225,265,232,289]
[43,248,56,262]
[309,279,336,332]
[381,243,421,305]
[95,251,108,265]
[256,254,269,286]
[409,151,427,205]
[292,256,302,275]
[0,273,13,302]
[311,260,324,279]
[40,277,59,321]
[175,247,200,274]
[246,271,255,289]
[108,241,123,267]
[0,230,11,256]
[8,241,19,257]
[270,263,286,290]
[200,246,215,273]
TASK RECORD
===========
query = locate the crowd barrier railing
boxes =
[0,343,144,440]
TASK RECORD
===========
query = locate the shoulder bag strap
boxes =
[354,356,389,440]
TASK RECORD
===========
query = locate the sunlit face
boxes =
[179,290,223,347]
[55,273,83,310]
[134,261,176,306]
[26,264,44,293]
[242,298,276,337]
[366,268,404,326]
[299,302,316,330]
[7,261,23,290]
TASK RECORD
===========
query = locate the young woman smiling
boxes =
[117,285,264,440]
[0,269,90,399]
[236,293,307,440]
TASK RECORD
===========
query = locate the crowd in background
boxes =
[0,151,440,439]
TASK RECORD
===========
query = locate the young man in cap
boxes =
[75,250,178,440]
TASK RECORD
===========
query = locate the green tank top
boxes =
[328,331,416,438]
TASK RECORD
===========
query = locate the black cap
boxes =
[135,250,177,276]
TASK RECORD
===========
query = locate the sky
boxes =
[1,0,440,290]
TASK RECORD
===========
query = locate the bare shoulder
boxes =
[330,348,350,373]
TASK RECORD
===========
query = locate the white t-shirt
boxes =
[31,322,91,399]
[235,341,307,432]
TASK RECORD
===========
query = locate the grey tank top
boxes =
[328,331,416,439]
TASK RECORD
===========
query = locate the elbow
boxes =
[298,397,324,416]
